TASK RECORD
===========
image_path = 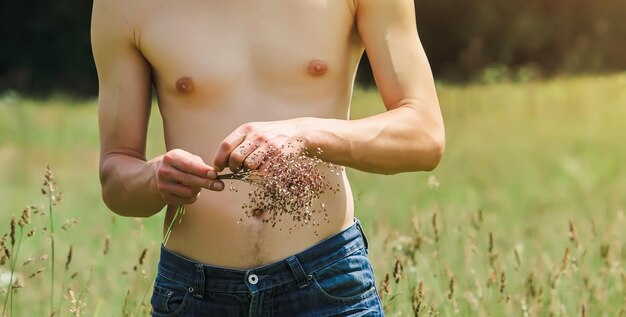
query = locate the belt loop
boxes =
[193,263,205,299]
[286,256,309,289]
[355,219,369,252]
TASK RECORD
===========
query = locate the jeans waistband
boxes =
[156,219,368,298]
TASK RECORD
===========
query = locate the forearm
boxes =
[99,153,165,217]
[302,102,445,175]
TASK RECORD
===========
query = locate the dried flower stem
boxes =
[47,173,56,315]
[41,165,61,315]
[217,172,253,180]
[2,218,25,317]
[163,205,185,246]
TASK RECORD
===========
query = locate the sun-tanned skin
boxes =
[92,0,444,269]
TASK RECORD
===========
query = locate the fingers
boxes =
[156,175,224,206]
[164,149,215,178]
[213,122,305,173]
[213,130,247,172]
[243,142,281,171]
[157,181,201,205]
[159,181,201,198]
[157,163,223,190]
[229,140,259,172]
[156,149,225,206]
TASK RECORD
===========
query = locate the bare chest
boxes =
[136,0,362,99]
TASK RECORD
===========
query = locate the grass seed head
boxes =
[412,280,424,317]
[23,256,34,266]
[61,218,79,230]
[568,220,579,247]
[431,213,439,243]
[28,267,45,279]
[561,247,570,272]
[19,207,31,227]
[68,288,82,317]
[500,271,507,296]
[225,145,340,231]
[428,304,438,317]
[103,235,110,255]
[448,276,456,300]
[42,165,63,204]
[514,248,522,270]
[0,234,6,265]
[379,273,391,299]
[600,244,609,264]
[65,245,73,271]
[2,248,9,262]
[138,248,147,266]
[393,257,404,283]
[10,216,16,246]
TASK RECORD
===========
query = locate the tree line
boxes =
[1,0,624,96]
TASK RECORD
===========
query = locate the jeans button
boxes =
[248,274,258,285]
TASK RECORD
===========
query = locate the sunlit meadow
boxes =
[1,73,625,316]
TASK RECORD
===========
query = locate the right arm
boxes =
[91,0,222,217]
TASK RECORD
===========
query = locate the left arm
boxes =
[213,0,444,175]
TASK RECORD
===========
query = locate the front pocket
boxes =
[150,276,191,316]
[310,247,377,304]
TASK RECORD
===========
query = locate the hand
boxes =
[155,149,224,206]
[212,119,307,173]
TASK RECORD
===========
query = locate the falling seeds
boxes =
[221,145,340,232]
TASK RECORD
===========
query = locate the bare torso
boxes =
[135,0,363,268]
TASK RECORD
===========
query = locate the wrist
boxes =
[146,157,166,204]
[296,117,323,153]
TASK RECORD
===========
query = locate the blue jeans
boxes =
[151,220,384,316]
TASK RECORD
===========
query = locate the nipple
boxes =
[176,77,194,93]
[307,59,328,76]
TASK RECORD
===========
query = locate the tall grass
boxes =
[0,73,625,315]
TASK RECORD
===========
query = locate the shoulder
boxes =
[91,0,145,47]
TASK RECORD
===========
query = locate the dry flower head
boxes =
[223,143,341,232]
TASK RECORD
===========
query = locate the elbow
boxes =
[100,176,131,217]
[99,163,147,218]
[377,138,444,175]
[100,182,155,218]
[376,131,445,175]
[98,153,161,218]
[408,128,445,173]
[421,136,445,171]
[99,162,124,216]
[396,100,445,173]
[419,112,446,171]
[101,185,122,216]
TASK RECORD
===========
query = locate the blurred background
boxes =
[1,0,625,95]
[1,1,625,316]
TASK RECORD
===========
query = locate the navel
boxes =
[175,76,194,94]
[252,208,265,218]
[307,59,328,76]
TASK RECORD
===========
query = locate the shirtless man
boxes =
[92,0,444,315]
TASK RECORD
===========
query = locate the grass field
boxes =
[1,73,625,316]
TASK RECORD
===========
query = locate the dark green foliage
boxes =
[1,0,96,95]
[413,0,626,81]
[1,0,625,95]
